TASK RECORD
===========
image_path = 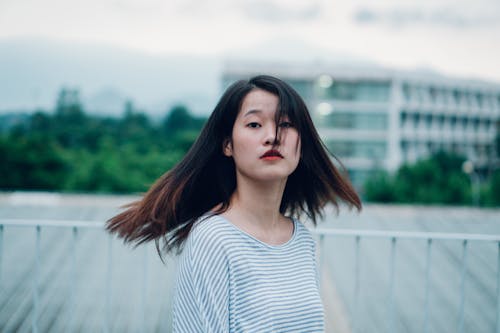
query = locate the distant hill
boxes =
[2,36,466,118]
[0,38,221,116]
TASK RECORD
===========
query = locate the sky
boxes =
[0,0,499,82]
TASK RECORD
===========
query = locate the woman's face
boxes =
[223,88,301,183]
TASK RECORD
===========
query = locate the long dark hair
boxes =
[107,75,361,258]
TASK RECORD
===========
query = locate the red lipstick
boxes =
[260,149,283,160]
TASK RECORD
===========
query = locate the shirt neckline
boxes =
[215,215,298,249]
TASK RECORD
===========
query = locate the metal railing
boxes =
[1,218,172,333]
[313,228,500,333]
[0,219,103,333]
[1,219,500,333]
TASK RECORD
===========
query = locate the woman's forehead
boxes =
[238,89,291,119]
[240,89,278,110]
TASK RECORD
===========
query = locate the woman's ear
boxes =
[223,138,233,157]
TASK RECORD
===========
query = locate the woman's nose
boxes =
[264,126,279,145]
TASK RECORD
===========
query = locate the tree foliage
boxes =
[364,151,499,206]
[0,135,69,190]
[1,90,206,193]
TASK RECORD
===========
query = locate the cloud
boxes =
[239,0,321,23]
[354,6,500,29]
[173,0,322,23]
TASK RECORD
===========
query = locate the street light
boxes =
[462,160,480,206]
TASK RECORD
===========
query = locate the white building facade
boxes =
[222,62,500,187]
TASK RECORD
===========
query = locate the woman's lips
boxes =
[260,149,283,160]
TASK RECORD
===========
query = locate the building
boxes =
[222,62,500,188]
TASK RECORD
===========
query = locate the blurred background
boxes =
[1,0,499,332]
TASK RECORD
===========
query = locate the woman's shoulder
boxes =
[185,214,233,251]
[291,217,307,230]
[178,215,232,279]
[291,218,317,244]
[191,213,230,235]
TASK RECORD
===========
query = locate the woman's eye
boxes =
[247,122,261,128]
[279,122,293,128]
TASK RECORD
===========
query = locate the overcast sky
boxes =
[1,0,500,82]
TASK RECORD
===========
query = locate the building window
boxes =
[402,84,411,102]
[467,92,477,108]
[318,80,390,102]
[450,116,457,130]
[327,140,387,159]
[438,115,445,129]
[429,87,437,103]
[318,111,388,130]
[400,112,408,127]
[473,118,480,132]
[425,114,433,129]
[485,120,492,131]
[476,93,484,109]
[413,114,420,129]
[401,140,409,160]
[461,117,468,130]
[452,90,460,106]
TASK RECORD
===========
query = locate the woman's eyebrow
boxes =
[243,109,263,117]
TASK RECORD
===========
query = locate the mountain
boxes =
[0,38,221,116]
[2,37,449,118]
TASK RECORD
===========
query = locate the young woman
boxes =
[107,75,361,332]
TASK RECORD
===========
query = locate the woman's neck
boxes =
[224,176,289,233]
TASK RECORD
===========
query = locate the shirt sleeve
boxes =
[172,226,230,333]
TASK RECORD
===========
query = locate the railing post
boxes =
[104,234,113,333]
[388,237,397,333]
[67,226,78,332]
[353,235,361,333]
[496,241,500,333]
[0,224,3,289]
[319,234,325,280]
[458,239,468,333]
[32,225,41,333]
[140,245,149,333]
[423,238,433,333]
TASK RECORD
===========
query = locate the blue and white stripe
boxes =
[172,215,325,332]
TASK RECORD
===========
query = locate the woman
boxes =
[107,75,361,332]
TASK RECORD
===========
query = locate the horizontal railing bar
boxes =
[312,228,500,242]
[0,219,103,228]
[1,219,500,242]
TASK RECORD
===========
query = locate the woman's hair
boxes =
[107,74,361,258]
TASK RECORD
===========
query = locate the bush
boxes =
[364,152,477,205]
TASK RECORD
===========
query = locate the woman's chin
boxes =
[242,172,293,183]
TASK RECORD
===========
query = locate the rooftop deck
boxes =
[1,192,499,332]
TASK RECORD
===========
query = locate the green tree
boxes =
[1,93,209,193]
[163,105,191,133]
[53,88,88,148]
[0,135,68,190]
[162,105,204,136]
[485,170,500,206]
[30,111,52,133]
[117,102,154,151]
[363,171,395,202]
[364,152,471,205]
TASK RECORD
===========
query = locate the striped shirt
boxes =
[172,215,325,333]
